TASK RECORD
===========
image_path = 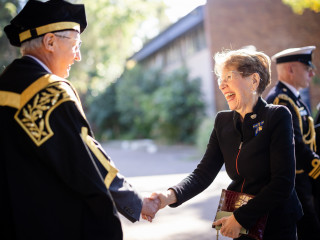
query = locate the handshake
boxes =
[140,189,177,222]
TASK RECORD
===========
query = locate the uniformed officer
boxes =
[266,46,320,240]
[315,104,320,125]
[0,1,159,239]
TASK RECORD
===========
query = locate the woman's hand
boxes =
[213,214,243,238]
[151,189,177,209]
[141,189,177,222]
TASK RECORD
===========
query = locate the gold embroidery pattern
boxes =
[15,82,78,146]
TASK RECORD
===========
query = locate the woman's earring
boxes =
[253,90,257,95]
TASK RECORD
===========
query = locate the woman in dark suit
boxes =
[150,49,303,239]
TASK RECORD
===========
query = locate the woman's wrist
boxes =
[153,189,177,209]
[165,189,177,206]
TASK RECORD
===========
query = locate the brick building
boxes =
[205,0,320,113]
[129,6,216,116]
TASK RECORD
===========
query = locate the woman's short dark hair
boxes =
[214,48,271,95]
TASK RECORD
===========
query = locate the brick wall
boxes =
[204,0,320,114]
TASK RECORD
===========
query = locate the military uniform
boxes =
[314,108,320,220]
[266,46,320,240]
[266,81,320,240]
[0,1,143,239]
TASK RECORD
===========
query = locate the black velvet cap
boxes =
[271,46,316,68]
[4,0,87,47]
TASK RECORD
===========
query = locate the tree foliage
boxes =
[147,69,205,143]
[115,65,163,139]
[88,65,205,143]
[0,0,20,69]
[0,0,169,95]
[282,0,320,14]
[69,0,168,98]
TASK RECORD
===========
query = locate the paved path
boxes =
[102,141,231,240]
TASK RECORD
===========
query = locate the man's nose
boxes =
[310,69,315,77]
[75,50,81,61]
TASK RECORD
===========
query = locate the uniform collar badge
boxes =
[253,121,264,136]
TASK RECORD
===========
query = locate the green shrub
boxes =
[87,82,120,140]
[148,68,205,143]
[115,65,163,139]
[88,64,205,143]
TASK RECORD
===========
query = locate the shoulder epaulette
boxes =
[273,94,303,130]
[1,74,86,146]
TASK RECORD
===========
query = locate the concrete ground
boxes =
[102,141,231,240]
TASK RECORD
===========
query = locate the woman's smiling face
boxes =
[214,49,270,119]
[218,67,256,117]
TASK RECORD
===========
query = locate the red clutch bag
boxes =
[213,189,268,240]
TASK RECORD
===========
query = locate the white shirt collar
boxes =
[280,81,300,98]
[25,55,52,73]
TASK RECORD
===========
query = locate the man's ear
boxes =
[288,63,294,74]
[42,33,55,52]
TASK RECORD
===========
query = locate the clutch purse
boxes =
[212,189,268,240]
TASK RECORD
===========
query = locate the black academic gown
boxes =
[0,56,142,240]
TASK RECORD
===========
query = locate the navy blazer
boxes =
[170,97,303,237]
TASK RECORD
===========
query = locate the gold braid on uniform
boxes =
[274,94,319,179]
[273,94,316,151]
[309,159,320,179]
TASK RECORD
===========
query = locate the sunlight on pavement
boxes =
[120,171,231,240]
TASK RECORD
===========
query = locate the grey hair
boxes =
[20,37,44,55]
[20,30,71,55]
[214,48,271,95]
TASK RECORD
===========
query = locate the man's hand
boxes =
[141,196,160,222]
[141,190,177,222]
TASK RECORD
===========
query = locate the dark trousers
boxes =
[295,174,320,240]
